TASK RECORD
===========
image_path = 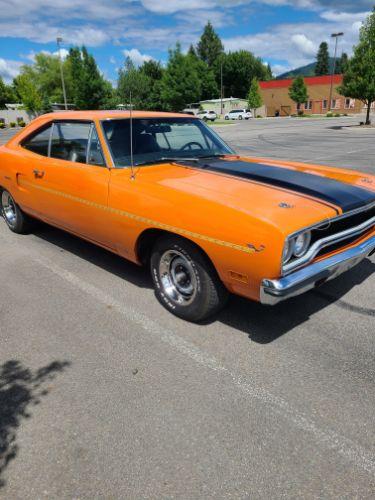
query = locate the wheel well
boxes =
[136,228,218,274]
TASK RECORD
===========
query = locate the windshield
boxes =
[101,117,235,167]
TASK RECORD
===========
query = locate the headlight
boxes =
[283,231,311,265]
[283,238,295,264]
[293,231,311,257]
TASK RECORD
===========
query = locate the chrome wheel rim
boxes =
[159,250,197,306]
[1,191,17,227]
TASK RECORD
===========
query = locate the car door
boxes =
[24,120,112,247]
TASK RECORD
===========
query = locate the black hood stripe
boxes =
[198,160,375,213]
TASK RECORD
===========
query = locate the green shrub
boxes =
[326,112,334,117]
[18,121,26,127]
[0,122,5,129]
[9,121,16,127]
[297,110,304,116]
[334,113,341,117]
[256,115,262,118]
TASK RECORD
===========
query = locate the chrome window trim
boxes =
[283,214,375,275]
[86,123,94,164]
[99,116,236,169]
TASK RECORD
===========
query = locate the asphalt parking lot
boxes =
[0,117,374,499]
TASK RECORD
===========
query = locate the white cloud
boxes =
[223,9,368,71]
[122,48,153,66]
[291,34,317,57]
[0,58,22,82]
[109,56,116,64]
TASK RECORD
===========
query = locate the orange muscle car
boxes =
[1,111,374,321]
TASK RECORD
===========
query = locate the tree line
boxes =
[0,22,271,114]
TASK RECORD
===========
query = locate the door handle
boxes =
[33,169,45,179]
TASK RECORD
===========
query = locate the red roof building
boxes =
[259,74,361,116]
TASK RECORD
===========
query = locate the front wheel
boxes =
[150,236,228,322]
[238,115,243,120]
[0,189,33,234]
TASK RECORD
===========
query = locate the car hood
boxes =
[140,156,375,235]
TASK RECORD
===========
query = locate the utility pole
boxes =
[220,60,223,117]
[328,32,344,112]
[56,37,68,110]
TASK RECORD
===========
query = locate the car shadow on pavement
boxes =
[33,224,151,289]
[0,360,70,489]
[216,258,375,343]
[32,223,374,344]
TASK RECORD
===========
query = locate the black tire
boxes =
[238,115,243,120]
[0,189,34,234]
[150,235,228,322]
[225,116,229,120]
[203,116,208,122]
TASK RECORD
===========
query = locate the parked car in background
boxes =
[225,109,252,120]
[197,110,217,122]
[1,111,374,322]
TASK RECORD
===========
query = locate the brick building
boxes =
[259,75,363,117]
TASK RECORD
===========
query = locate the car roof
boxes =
[35,110,196,121]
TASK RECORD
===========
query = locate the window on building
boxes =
[345,98,355,109]
[323,99,328,109]
[331,99,337,109]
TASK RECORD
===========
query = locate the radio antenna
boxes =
[129,90,135,180]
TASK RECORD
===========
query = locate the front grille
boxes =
[310,204,375,246]
[284,203,375,274]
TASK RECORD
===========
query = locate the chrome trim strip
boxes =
[288,200,375,239]
[284,214,375,274]
[261,234,375,305]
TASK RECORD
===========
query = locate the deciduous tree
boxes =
[14,74,43,115]
[338,8,375,125]
[247,78,263,116]
[288,75,308,113]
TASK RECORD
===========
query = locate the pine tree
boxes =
[315,42,329,76]
[160,44,201,111]
[68,46,111,109]
[187,48,218,100]
[338,8,375,125]
[288,76,308,114]
[247,78,263,116]
[336,53,349,74]
[117,57,153,110]
[197,22,224,68]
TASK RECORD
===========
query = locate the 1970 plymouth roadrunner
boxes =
[1,111,374,321]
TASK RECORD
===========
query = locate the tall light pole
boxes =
[56,37,68,110]
[220,60,223,117]
[328,32,344,111]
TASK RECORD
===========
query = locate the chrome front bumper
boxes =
[260,235,375,305]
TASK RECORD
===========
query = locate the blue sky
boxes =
[0,0,373,84]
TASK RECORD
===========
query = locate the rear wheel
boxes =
[0,189,33,234]
[238,115,243,120]
[150,235,228,322]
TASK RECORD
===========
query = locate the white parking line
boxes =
[31,253,375,477]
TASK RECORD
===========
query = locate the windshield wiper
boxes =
[134,157,200,166]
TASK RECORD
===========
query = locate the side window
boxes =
[50,122,91,164]
[87,128,105,166]
[22,125,52,157]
